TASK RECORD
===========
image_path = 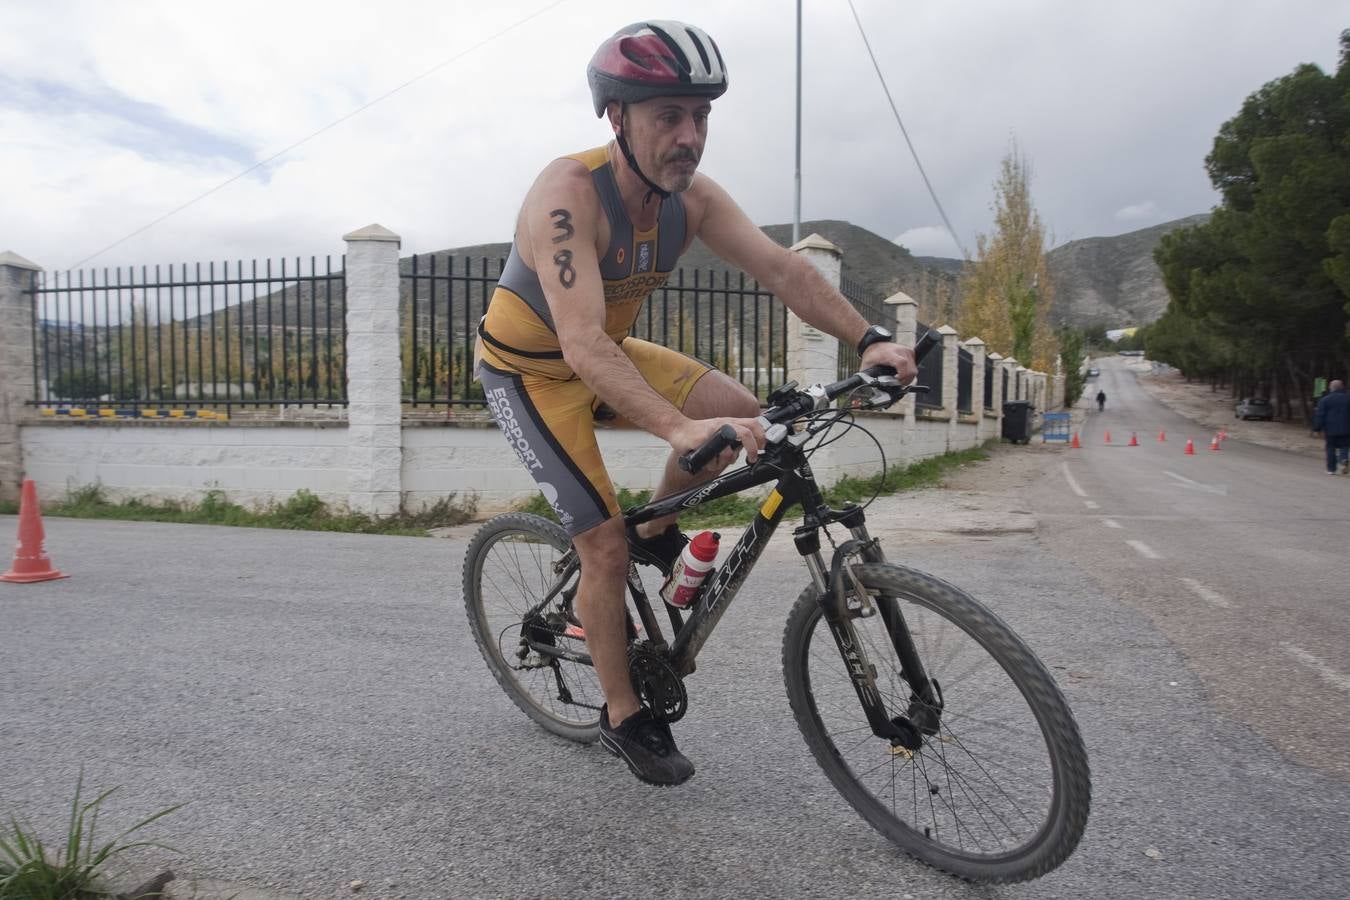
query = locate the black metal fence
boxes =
[957,346,973,414]
[836,272,889,384]
[915,320,943,409]
[401,254,499,406]
[29,252,871,413]
[28,258,346,409]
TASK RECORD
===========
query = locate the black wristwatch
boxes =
[856,324,894,356]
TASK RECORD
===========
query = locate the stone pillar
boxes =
[787,233,841,389]
[1016,366,1028,402]
[343,225,403,517]
[964,337,986,439]
[937,325,959,448]
[885,291,918,419]
[0,252,41,503]
[987,351,1004,439]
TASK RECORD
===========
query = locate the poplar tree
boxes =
[957,145,1059,371]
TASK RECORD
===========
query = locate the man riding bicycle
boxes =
[477,20,916,786]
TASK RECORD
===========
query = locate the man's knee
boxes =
[573,516,630,582]
[687,370,761,419]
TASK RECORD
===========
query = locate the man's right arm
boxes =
[522,165,762,458]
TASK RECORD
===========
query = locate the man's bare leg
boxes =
[636,369,761,539]
[571,515,641,723]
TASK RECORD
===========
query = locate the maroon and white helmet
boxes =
[587,21,728,117]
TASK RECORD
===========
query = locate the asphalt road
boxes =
[1046,356,1350,782]
[3,425,1349,898]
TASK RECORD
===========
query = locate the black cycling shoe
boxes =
[626,524,688,576]
[600,705,696,786]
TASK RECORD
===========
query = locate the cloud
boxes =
[0,0,1345,275]
[1115,201,1159,222]
[893,226,961,258]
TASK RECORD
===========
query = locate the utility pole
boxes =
[793,0,802,245]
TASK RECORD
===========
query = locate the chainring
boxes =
[628,645,687,723]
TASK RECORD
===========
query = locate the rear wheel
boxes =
[462,513,601,742]
[782,563,1090,882]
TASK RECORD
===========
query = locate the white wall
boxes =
[21,422,348,509]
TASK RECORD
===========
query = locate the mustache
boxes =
[666,150,699,165]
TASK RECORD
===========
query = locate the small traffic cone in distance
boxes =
[1128,432,1139,446]
[1,480,69,584]
[1158,430,1167,442]
[1071,432,1081,449]
[1209,434,1221,451]
[1105,430,1112,444]
[1185,439,1196,455]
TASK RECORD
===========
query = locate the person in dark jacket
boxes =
[1096,390,1106,412]
[1312,379,1350,474]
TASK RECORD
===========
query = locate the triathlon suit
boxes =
[477,146,712,535]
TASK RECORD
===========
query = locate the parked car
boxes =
[1086,367,1101,377]
[1235,397,1275,420]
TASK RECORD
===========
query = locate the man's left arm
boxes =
[695,176,916,379]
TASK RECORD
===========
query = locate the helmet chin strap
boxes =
[616,105,671,205]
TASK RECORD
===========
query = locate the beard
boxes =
[660,149,700,193]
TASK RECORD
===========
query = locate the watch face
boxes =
[874,327,893,339]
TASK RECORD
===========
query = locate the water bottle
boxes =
[661,531,720,609]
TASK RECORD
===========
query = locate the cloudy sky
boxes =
[1,0,1344,274]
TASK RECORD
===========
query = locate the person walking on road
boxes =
[1096,389,1106,412]
[1312,379,1350,474]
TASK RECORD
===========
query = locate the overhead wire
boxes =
[68,0,570,270]
[843,0,969,259]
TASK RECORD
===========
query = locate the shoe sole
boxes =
[599,730,695,787]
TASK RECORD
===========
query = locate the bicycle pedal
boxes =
[890,745,914,759]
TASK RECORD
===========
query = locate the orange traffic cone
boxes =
[1105,430,1112,444]
[1,480,69,584]
[1071,432,1081,449]
[1158,430,1167,442]
[1209,434,1221,451]
[1219,430,1228,441]
[1128,432,1139,446]
[1184,439,1196,455]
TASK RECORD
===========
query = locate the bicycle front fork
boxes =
[794,512,943,750]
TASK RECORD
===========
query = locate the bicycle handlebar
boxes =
[678,328,944,474]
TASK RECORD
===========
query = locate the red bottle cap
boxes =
[688,530,720,562]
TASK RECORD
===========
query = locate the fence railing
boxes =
[957,346,973,414]
[915,320,943,409]
[984,356,995,410]
[836,271,889,384]
[401,254,499,406]
[27,257,347,409]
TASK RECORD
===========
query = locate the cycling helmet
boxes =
[587,21,728,117]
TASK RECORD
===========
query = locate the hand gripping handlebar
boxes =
[677,328,943,474]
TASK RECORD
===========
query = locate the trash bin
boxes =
[1002,400,1033,444]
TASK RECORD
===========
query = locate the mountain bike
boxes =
[462,336,1091,883]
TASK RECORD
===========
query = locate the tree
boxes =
[1154,30,1350,418]
[957,144,1059,372]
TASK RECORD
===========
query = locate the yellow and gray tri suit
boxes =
[478,146,713,535]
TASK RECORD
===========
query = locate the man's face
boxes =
[611,96,710,194]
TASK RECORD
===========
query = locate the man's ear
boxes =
[606,101,623,135]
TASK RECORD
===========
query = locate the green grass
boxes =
[0,774,182,900]
[0,485,476,537]
[515,443,994,529]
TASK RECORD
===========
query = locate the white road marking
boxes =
[1164,470,1228,496]
[1084,500,1100,509]
[1102,519,1122,528]
[1281,643,1350,693]
[1179,577,1233,609]
[1126,540,1162,559]
[1061,463,1087,498]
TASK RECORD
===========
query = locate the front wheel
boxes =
[462,513,601,742]
[782,563,1090,882]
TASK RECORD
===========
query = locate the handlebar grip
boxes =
[913,327,941,363]
[678,424,740,475]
